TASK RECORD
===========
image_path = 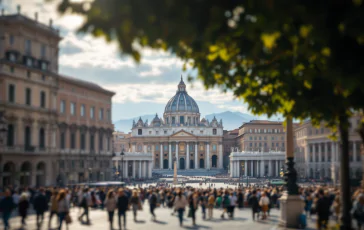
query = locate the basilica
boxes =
[129,77,224,170]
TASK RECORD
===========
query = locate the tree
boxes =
[55,0,364,228]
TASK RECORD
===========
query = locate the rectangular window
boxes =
[99,135,103,151]
[81,104,85,117]
[9,35,14,45]
[70,132,76,149]
[60,132,65,149]
[90,107,95,119]
[106,109,110,121]
[180,116,184,124]
[138,129,142,135]
[164,145,168,151]
[90,134,95,151]
[212,145,217,151]
[7,124,14,147]
[25,88,31,105]
[213,129,217,135]
[80,133,86,150]
[8,84,15,103]
[41,44,46,58]
[172,117,175,124]
[60,100,65,113]
[40,91,46,108]
[156,145,159,151]
[70,102,76,115]
[25,39,31,54]
[99,108,103,120]
[250,143,252,147]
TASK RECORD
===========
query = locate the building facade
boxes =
[112,152,153,179]
[294,116,362,182]
[129,78,224,170]
[0,11,114,187]
[222,129,238,168]
[112,131,131,153]
[229,149,285,178]
[236,120,286,152]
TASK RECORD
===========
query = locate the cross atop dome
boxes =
[178,75,186,92]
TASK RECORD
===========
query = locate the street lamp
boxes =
[120,150,124,182]
[0,111,8,145]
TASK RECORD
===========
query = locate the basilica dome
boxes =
[164,77,200,114]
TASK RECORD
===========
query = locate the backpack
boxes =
[298,213,307,229]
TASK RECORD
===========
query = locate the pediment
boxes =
[170,129,195,137]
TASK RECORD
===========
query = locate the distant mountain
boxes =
[205,111,256,130]
[114,114,156,132]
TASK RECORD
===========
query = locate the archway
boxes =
[36,162,46,186]
[163,159,168,169]
[179,158,185,170]
[3,162,15,186]
[199,159,204,169]
[211,155,217,168]
[190,160,194,169]
[20,161,32,186]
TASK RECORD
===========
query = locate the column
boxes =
[169,143,172,169]
[219,143,223,169]
[32,121,38,147]
[124,160,128,178]
[250,160,253,176]
[148,161,152,178]
[353,142,357,162]
[236,161,240,177]
[160,143,163,169]
[143,161,147,178]
[260,160,264,177]
[144,144,147,153]
[139,161,142,178]
[230,160,233,177]
[206,142,210,169]
[318,143,322,163]
[152,144,155,169]
[331,142,335,162]
[244,160,248,176]
[186,142,190,169]
[176,142,179,169]
[195,143,199,169]
[132,161,136,178]
[256,160,259,177]
[312,144,316,174]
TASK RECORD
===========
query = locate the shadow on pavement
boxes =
[183,224,211,229]
[153,220,167,224]
[134,220,146,223]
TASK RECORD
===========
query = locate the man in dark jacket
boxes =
[33,188,48,228]
[248,190,260,221]
[316,189,330,229]
[117,189,129,230]
[0,189,15,230]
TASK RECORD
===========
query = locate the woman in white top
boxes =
[259,192,270,220]
[174,190,187,226]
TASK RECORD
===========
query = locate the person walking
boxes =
[0,189,15,230]
[188,191,198,226]
[57,190,70,230]
[78,188,90,224]
[33,188,48,229]
[49,190,59,229]
[149,190,158,221]
[207,192,215,219]
[117,188,129,230]
[18,192,29,228]
[104,190,117,230]
[220,190,230,219]
[352,194,364,230]
[174,190,187,227]
[259,192,270,220]
[248,190,260,221]
[228,191,237,219]
[315,189,330,229]
[130,190,142,221]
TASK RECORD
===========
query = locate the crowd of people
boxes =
[0,184,363,230]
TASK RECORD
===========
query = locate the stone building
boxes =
[236,120,286,152]
[294,116,362,182]
[112,131,131,153]
[0,10,114,187]
[222,129,238,168]
[129,78,224,171]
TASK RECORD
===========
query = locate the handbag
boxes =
[65,214,72,224]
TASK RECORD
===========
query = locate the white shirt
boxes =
[229,195,238,206]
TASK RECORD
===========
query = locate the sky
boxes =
[1,0,253,121]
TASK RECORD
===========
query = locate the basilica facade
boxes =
[128,78,224,170]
